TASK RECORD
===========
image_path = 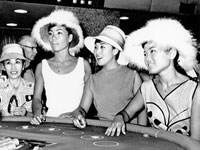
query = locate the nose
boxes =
[144,53,152,65]
[95,47,102,56]
[11,63,16,70]
[51,33,58,40]
[145,52,151,61]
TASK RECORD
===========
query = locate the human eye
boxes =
[56,28,64,35]
[94,45,98,51]
[100,44,106,49]
[4,60,10,65]
[48,31,53,36]
[150,48,156,54]
[57,30,63,35]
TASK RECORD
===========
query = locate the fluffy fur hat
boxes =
[31,9,84,55]
[124,18,197,72]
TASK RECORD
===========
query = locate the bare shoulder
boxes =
[36,62,42,70]
[35,62,43,75]
[83,59,91,73]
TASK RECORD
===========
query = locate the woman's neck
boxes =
[157,70,187,88]
[54,50,74,63]
[103,59,120,70]
[8,78,22,89]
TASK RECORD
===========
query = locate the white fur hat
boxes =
[31,9,84,55]
[124,18,197,71]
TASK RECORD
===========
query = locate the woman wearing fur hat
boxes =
[30,9,91,125]
[105,18,200,141]
[73,25,146,128]
[0,43,34,116]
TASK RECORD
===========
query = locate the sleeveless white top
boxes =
[42,58,85,117]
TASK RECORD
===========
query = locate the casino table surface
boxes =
[0,116,199,150]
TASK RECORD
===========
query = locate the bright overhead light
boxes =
[14,9,28,14]
[120,16,129,20]
[6,23,18,27]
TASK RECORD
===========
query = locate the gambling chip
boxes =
[22,125,29,129]
[93,141,119,147]
[16,125,35,130]
[80,135,104,140]
[143,134,150,138]
[0,125,8,129]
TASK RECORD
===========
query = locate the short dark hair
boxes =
[48,23,72,35]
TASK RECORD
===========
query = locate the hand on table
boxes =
[30,114,45,125]
[13,107,26,116]
[105,115,126,136]
[73,114,86,129]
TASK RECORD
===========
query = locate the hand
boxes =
[105,115,126,136]
[30,114,45,125]
[13,107,26,116]
[73,114,86,129]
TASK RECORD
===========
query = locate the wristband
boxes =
[116,110,130,122]
[79,107,86,117]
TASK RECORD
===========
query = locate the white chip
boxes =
[143,134,150,138]
[22,126,29,129]
[49,128,55,131]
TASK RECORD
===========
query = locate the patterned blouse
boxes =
[141,79,197,136]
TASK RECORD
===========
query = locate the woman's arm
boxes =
[133,71,147,126]
[190,83,200,141]
[133,71,142,95]
[73,76,93,128]
[105,89,145,136]
[30,62,45,125]
[83,59,92,83]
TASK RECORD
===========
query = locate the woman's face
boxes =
[4,58,24,79]
[48,25,73,52]
[143,41,171,74]
[94,40,116,66]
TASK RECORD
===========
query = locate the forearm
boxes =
[32,99,43,115]
[137,109,147,126]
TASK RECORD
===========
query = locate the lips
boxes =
[10,71,18,75]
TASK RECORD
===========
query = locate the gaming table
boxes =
[0,116,199,150]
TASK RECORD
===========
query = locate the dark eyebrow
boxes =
[15,58,22,61]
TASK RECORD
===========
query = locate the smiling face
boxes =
[143,41,172,74]
[4,58,24,79]
[94,40,117,66]
[48,25,73,52]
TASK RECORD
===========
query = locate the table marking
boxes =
[93,141,119,147]
[80,135,104,140]
[63,130,84,135]
[40,128,61,132]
